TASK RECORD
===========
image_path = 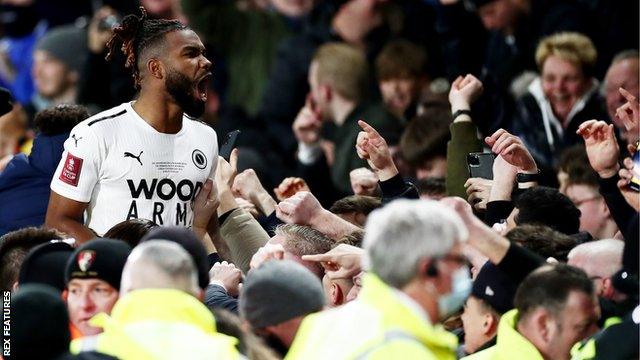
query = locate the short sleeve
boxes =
[50,124,102,203]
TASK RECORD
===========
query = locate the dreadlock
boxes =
[106,7,187,88]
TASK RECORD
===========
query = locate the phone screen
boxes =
[630,145,640,191]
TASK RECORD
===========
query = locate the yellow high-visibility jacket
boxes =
[70,289,240,360]
[462,310,544,360]
[286,274,458,360]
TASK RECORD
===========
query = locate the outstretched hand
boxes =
[615,87,639,135]
[350,167,379,196]
[274,177,310,201]
[485,129,537,173]
[355,120,398,181]
[215,148,238,191]
[301,244,364,280]
[576,120,620,178]
[275,191,324,225]
[449,74,483,113]
[440,196,510,264]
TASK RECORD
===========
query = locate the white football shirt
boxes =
[51,102,218,235]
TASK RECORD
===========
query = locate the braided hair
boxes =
[106,7,187,88]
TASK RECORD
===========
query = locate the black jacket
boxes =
[435,0,588,89]
[510,79,609,169]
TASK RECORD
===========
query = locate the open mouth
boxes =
[196,73,212,102]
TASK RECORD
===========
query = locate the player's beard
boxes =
[165,68,205,118]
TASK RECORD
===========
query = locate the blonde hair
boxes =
[535,32,597,76]
[312,43,368,102]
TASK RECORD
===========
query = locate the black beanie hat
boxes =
[19,241,73,291]
[140,227,210,290]
[65,238,131,291]
[11,284,70,359]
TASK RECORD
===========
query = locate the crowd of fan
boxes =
[0,0,638,359]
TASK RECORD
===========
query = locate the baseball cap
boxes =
[471,261,517,314]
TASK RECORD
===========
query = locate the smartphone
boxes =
[219,130,241,161]
[467,152,495,180]
[630,141,640,191]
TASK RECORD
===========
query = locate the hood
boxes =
[29,132,69,174]
[527,77,600,123]
[527,77,599,150]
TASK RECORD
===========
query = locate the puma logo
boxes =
[72,134,82,147]
[124,151,143,166]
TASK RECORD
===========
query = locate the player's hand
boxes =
[192,179,220,232]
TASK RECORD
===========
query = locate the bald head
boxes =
[120,240,199,297]
[568,239,624,279]
[604,51,639,132]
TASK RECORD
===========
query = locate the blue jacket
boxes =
[0,132,68,236]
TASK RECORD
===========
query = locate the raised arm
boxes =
[446,74,484,198]
[276,191,361,240]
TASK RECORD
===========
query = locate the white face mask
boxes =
[438,266,472,319]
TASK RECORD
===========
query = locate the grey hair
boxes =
[611,49,640,65]
[274,224,334,257]
[567,238,624,279]
[363,199,468,288]
[127,240,199,294]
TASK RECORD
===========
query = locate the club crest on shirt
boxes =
[192,149,207,169]
[77,250,96,272]
[59,153,83,186]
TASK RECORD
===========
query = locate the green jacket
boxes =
[286,274,458,360]
[462,310,544,360]
[182,0,289,115]
[71,289,240,360]
[446,120,482,199]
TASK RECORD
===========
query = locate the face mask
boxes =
[438,266,472,319]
